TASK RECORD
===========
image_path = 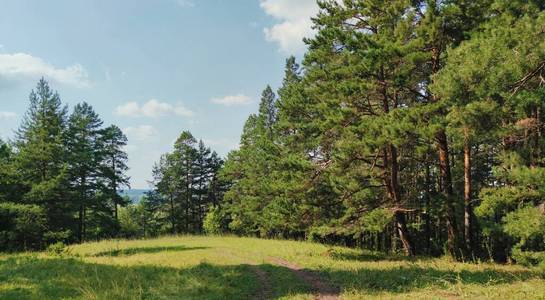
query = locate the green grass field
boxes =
[1,236,544,299]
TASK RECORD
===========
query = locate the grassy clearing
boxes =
[1,236,544,299]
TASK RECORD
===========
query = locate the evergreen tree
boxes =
[98,125,130,222]
[15,78,72,242]
[3,79,130,248]
[0,139,19,203]
[65,102,104,242]
[149,132,224,234]
[221,86,281,237]
[172,131,198,232]
[152,154,179,234]
[433,1,545,261]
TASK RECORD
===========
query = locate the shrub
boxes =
[46,241,69,256]
[118,205,141,238]
[203,207,223,235]
[0,202,47,251]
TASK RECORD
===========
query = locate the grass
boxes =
[0,236,544,299]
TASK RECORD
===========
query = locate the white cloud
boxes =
[0,111,17,121]
[210,94,252,106]
[123,125,157,142]
[203,138,240,151]
[176,0,195,7]
[0,53,90,88]
[104,69,112,81]
[115,99,194,118]
[260,0,319,54]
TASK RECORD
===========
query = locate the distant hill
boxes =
[119,189,149,203]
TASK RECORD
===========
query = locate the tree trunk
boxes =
[82,206,86,242]
[79,175,87,242]
[384,146,415,256]
[424,158,432,255]
[533,107,541,167]
[78,204,84,242]
[378,76,414,256]
[436,130,459,258]
[463,129,473,256]
[112,156,118,221]
[395,212,413,255]
[169,194,176,234]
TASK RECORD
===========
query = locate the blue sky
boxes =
[0,0,320,188]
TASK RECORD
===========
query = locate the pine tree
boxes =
[433,1,545,260]
[98,125,130,222]
[15,78,72,241]
[193,140,212,232]
[149,133,224,234]
[172,131,198,232]
[221,86,282,237]
[258,86,277,139]
[299,0,428,255]
[65,102,104,242]
[152,154,179,233]
[0,139,18,203]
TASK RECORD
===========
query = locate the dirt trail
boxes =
[268,256,340,300]
[217,248,273,299]
[218,247,339,299]
[249,265,273,299]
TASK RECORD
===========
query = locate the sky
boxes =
[0,0,322,189]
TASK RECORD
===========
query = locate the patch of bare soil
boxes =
[249,265,273,299]
[268,256,340,300]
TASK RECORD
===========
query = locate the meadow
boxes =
[1,236,544,299]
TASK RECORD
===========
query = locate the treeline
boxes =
[117,132,224,238]
[0,79,130,251]
[210,0,545,265]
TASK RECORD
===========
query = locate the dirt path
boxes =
[268,256,340,300]
[217,248,273,299]
[249,265,273,299]
[218,247,339,299]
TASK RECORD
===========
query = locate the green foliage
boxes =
[203,207,223,235]
[46,241,69,256]
[148,132,224,235]
[1,79,130,249]
[362,209,395,234]
[0,203,46,251]
[503,206,545,242]
[214,0,545,262]
[3,0,545,271]
[118,205,142,238]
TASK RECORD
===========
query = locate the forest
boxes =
[0,79,132,249]
[211,0,545,265]
[0,79,224,250]
[1,0,545,271]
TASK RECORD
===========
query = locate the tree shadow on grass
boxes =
[0,256,542,299]
[92,245,209,257]
[320,264,543,295]
[329,251,407,262]
[0,256,310,300]
[327,249,435,263]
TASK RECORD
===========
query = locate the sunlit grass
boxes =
[0,235,544,299]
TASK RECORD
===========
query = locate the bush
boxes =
[503,206,545,266]
[512,247,545,267]
[118,205,141,238]
[0,203,47,251]
[203,207,223,235]
[46,241,69,256]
